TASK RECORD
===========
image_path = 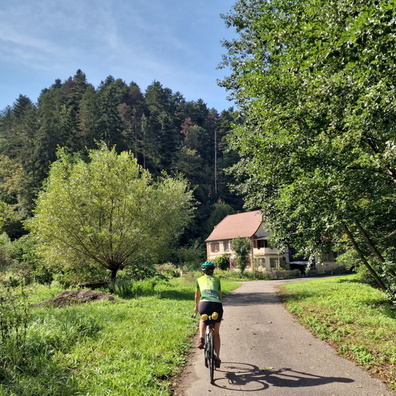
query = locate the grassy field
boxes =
[0,275,240,396]
[4,273,395,394]
[278,275,396,392]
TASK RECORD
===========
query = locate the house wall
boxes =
[315,261,339,274]
[255,224,270,238]
[206,239,233,262]
[251,247,289,272]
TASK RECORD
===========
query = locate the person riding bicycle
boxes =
[194,261,223,368]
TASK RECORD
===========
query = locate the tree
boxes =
[232,237,251,274]
[220,0,396,293]
[28,145,195,285]
[0,155,31,237]
[0,96,38,216]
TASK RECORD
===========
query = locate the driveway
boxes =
[174,278,395,396]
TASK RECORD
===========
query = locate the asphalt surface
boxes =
[174,278,395,396]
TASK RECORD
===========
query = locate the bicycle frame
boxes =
[193,312,219,385]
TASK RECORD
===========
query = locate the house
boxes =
[205,211,288,272]
[205,210,339,274]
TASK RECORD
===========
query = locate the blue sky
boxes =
[0,0,236,112]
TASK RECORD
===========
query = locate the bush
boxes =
[381,260,396,302]
[122,263,159,281]
[213,254,231,270]
[173,241,205,270]
[113,278,163,298]
[156,262,183,278]
[10,235,49,284]
[243,269,270,280]
[336,250,360,272]
[0,232,16,271]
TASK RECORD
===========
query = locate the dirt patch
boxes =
[39,289,115,307]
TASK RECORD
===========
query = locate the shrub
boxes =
[156,262,183,278]
[113,278,162,298]
[173,241,205,270]
[213,254,231,270]
[0,232,16,271]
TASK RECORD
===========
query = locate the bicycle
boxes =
[194,312,219,384]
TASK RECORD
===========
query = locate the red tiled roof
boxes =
[205,211,263,242]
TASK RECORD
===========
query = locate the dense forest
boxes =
[0,69,243,276]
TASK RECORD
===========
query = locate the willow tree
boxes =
[28,145,194,284]
[221,0,396,293]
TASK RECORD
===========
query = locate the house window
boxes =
[224,241,230,252]
[211,242,220,253]
[257,239,268,249]
[270,258,279,268]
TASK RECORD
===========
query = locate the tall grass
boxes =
[0,274,240,395]
[279,275,396,392]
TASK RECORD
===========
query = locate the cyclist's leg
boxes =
[199,318,207,340]
[197,301,209,348]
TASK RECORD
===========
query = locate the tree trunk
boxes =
[355,220,385,263]
[355,220,396,278]
[342,223,387,291]
[109,267,118,293]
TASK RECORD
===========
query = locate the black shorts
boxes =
[198,301,223,323]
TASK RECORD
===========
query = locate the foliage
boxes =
[155,262,183,278]
[172,240,205,270]
[232,237,251,273]
[280,276,396,391]
[0,232,16,270]
[220,0,396,295]
[10,234,52,285]
[212,253,231,270]
[204,200,236,237]
[28,145,195,284]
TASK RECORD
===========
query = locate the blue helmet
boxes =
[201,261,215,272]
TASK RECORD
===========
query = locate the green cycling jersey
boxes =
[196,274,222,303]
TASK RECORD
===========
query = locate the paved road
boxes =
[174,278,395,396]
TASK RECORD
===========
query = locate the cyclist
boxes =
[194,261,223,368]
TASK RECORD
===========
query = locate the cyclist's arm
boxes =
[194,289,201,312]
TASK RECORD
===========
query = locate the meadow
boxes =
[279,275,396,392]
[0,275,239,396]
[2,273,396,394]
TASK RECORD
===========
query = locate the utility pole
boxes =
[214,126,218,197]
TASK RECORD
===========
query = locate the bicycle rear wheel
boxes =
[206,329,215,384]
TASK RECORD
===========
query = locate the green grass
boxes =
[278,275,396,391]
[0,275,240,396]
[5,273,396,393]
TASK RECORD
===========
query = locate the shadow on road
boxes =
[212,363,354,391]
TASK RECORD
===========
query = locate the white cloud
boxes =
[0,0,235,110]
